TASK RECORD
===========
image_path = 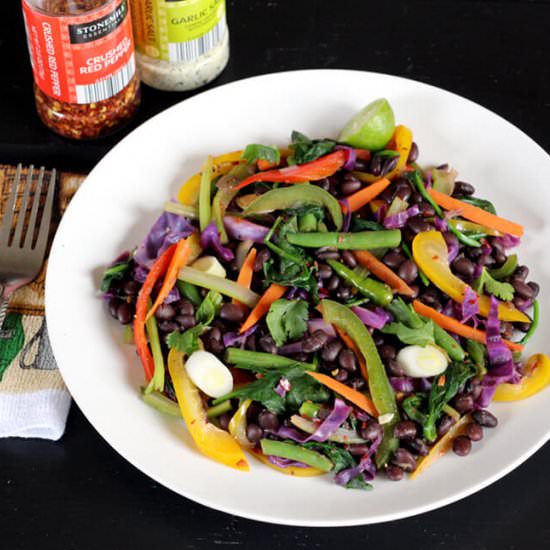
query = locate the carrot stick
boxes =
[427,188,524,237]
[239,283,286,333]
[354,250,415,296]
[344,178,391,213]
[146,238,192,322]
[412,300,524,352]
[134,244,176,381]
[232,248,257,305]
[335,327,368,382]
[306,371,378,416]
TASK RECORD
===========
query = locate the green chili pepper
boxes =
[287,229,401,251]
[206,400,233,418]
[321,299,399,468]
[243,184,343,230]
[433,324,465,361]
[225,348,316,370]
[199,156,214,231]
[176,280,202,307]
[520,299,539,345]
[328,259,393,306]
[298,401,322,419]
[260,439,334,472]
[489,254,518,280]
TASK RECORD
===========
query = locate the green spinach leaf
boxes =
[241,144,280,165]
[288,131,336,165]
[266,299,309,347]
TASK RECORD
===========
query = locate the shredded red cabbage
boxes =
[461,287,479,322]
[275,377,292,398]
[334,454,376,485]
[383,205,420,229]
[267,456,309,469]
[307,318,337,338]
[200,222,235,262]
[223,216,269,243]
[390,377,414,393]
[374,204,388,224]
[222,324,258,348]
[416,377,433,392]
[494,234,521,249]
[447,239,459,262]
[434,217,448,232]
[339,198,352,232]
[134,212,194,268]
[276,398,352,443]
[351,306,392,330]
[335,145,357,171]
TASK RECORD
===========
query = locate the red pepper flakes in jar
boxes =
[22,0,140,140]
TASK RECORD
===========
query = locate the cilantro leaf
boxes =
[351,217,385,232]
[241,144,280,165]
[382,318,435,346]
[288,131,336,165]
[266,299,309,347]
[345,477,374,491]
[473,267,514,301]
[166,327,201,355]
[195,290,223,325]
[101,256,131,292]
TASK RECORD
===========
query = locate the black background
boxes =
[1,1,550,548]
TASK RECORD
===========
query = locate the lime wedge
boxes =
[338,98,395,150]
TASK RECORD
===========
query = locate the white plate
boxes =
[46,70,550,526]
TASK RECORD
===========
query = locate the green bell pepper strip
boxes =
[199,156,214,231]
[260,439,334,472]
[327,259,394,306]
[489,254,518,280]
[466,339,487,376]
[224,348,316,370]
[243,184,343,230]
[298,212,319,232]
[176,280,202,307]
[298,401,322,419]
[141,390,180,416]
[144,304,165,394]
[287,229,401,251]
[206,400,233,418]
[520,299,539,345]
[433,324,465,361]
[320,299,399,468]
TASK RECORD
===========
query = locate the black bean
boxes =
[397,260,418,284]
[205,336,224,355]
[354,159,369,172]
[406,438,430,457]
[394,181,412,202]
[254,248,270,272]
[386,465,404,481]
[394,420,417,440]
[338,348,357,372]
[381,155,399,176]
[513,279,535,300]
[408,284,419,299]
[452,435,472,456]
[387,359,405,376]
[379,344,396,361]
[342,250,357,268]
[466,246,483,260]
[334,369,349,382]
[437,414,456,437]
[479,254,495,267]
[245,333,257,351]
[108,298,121,319]
[360,421,383,442]
[515,321,532,333]
[527,281,540,298]
[246,424,263,443]
[317,250,341,261]
[451,257,475,278]
[472,409,498,427]
[292,352,309,362]
[407,142,419,164]
[513,296,530,310]
[218,413,231,431]
[514,265,529,281]
[369,155,382,176]
[318,264,333,279]
[341,180,362,196]
[347,444,370,456]
[421,287,440,306]
[382,250,406,270]
[335,286,351,300]
[116,302,133,325]
[327,275,341,291]
[123,280,140,296]
[466,422,484,442]
[373,332,385,346]
[258,411,280,431]
[409,191,423,204]
[453,181,475,196]
[379,187,394,203]
[392,448,417,472]
[176,299,194,316]
[493,251,507,266]
[259,335,278,354]
[176,315,196,329]
[246,402,262,422]
[407,216,430,234]
[419,203,435,218]
[302,330,329,353]
[492,240,505,256]
[209,327,222,341]
[314,177,330,191]
[453,393,474,414]
[321,340,342,362]
[158,320,178,333]
[348,377,366,390]
[220,302,246,323]
[155,303,176,321]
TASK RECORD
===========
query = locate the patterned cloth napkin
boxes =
[0,166,86,440]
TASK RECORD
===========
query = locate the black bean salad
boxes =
[102,99,549,489]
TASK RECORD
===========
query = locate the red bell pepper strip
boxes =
[234,150,347,190]
[134,244,176,381]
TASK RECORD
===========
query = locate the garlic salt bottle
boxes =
[130,0,229,91]
[21,0,140,140]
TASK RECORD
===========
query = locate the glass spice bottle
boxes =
[21,0,141,140]
[130,0,229,92]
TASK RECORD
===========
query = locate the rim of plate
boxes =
[45,69,550,527]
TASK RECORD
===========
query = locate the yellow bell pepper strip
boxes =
[412,231,530,323]
[427,188,524,237]
[177,151,245,206]
[167,348,249,471]
[243,184,343,231]
[234,150,347,191]
[320,299,399,468]
[410,414,471,479]
[249,448,325,476]
[385,125,413,180]
[493,353,550,401]
[199,156,214,231]
[229,399,253,447]
[134,244,176,382]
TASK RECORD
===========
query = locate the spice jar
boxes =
[130,0,229,92]
[22,0,140,139]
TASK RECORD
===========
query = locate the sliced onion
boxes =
[383,205,420,229]
[352,306,392,330]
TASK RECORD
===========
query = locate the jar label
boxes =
[22,0,136,104]
[131,0,226,62]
